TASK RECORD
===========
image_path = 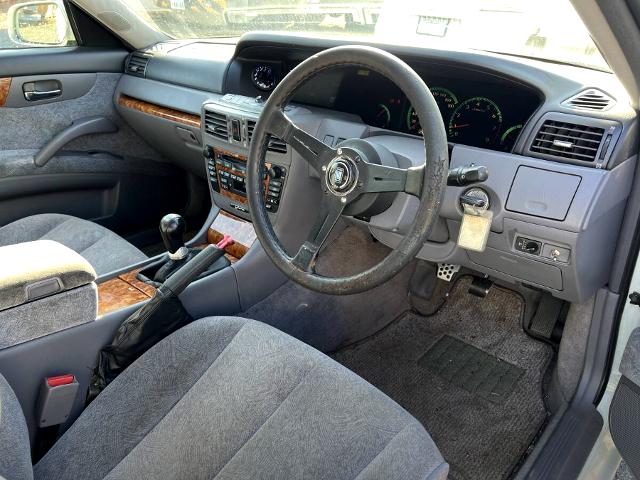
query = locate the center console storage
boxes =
[0,240,98,350]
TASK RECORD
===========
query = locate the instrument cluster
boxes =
[332,68,541,152]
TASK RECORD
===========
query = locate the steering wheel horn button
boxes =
[326,157,358,196]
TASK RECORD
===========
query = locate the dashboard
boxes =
[115,34,636,304]
[232,61,541,152]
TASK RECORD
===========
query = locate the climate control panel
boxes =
[204,145,285,213]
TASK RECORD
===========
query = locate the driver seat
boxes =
[1,317,448,480]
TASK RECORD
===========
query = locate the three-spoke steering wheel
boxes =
[247,46,448,295]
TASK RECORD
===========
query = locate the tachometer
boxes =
[448,97,503,145]
[407,87,459,135]
[251,65,277,91]
[500,125,523,152]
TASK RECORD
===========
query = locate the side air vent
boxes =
[530,120,605,163]
[204,110,229,141]
[247,119,287,153]
[563,89,615,111]
[126,53,149,77]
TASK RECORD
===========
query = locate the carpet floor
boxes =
[330,276,553,480]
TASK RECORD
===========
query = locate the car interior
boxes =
[2,0,640,479]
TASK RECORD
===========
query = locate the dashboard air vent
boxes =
[204,110,229,141]
[126,53,149,77]
[247,119,287,153]
[268,137,288,154]
[530,120,605,163]
[563,89,615,111]
[247,120,255,144]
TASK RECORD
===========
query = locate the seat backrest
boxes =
[0,373,33,480]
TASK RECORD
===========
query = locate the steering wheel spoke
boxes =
[291,194,345,272]
[268,109,335,172]
[358,162,425,197]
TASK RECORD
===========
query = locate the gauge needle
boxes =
[450,124,470,129]
[377,109,387,118]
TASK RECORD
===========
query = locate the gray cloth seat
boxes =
[0,214,147,276]
[1,317,448,480]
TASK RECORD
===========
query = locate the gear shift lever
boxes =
[160,214,188,260]
[137,213,232,287]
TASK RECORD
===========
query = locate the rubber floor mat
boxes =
[330,276,553,480]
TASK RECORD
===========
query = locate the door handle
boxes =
[24,89,62,101]
[22,80,62,102]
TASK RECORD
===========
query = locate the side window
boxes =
[0,0,76,50]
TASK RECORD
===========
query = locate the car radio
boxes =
[204,145,285,213]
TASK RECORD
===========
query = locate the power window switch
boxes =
[37,375,79,427]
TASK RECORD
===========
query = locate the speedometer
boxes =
[448,97,503,145]
[407,87,458,135]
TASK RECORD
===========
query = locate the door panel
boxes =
[610,327,640,478]
[0,46,193,240]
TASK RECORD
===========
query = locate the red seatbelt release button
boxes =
[47,374,75,388]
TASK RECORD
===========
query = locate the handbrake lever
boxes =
[447,164,489,187]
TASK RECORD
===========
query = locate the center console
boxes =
[201,94,293,220]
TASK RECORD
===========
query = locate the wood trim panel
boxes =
[0,78,12,107]
[118,94,201,128]
[214,147,270,205]
[98,278,149,316]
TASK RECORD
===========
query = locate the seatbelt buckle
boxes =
[36,375,79,427]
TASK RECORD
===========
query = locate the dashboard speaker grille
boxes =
[563,89,615,111]
[204,111,229,141]
[530,120,604,163]
[126,53,149,77]
[247,120,287,154]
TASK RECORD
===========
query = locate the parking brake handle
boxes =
[447,165,489,187]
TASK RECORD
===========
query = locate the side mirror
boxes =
[7,1,74,47]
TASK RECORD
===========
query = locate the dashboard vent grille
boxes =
[247,120,255,144]
[204,110,229,141]
[268,137,288,154]
[563,89,615,111]
[126,53,149,77]
[530,120,605,163]
[247,120,287,154]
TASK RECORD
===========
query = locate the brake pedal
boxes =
[437,263,460,282]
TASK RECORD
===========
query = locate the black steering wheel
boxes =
[247,45,448,295]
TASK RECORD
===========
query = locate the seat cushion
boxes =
[34,317,448,480]
[0,214,147,276]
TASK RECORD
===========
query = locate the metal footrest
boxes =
[437,263,460,282]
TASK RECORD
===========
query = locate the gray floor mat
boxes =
[330,276,553,480]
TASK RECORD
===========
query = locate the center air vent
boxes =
[126,53,149,77]
[562,89,615,112]
[204,110,229,141]
[530,120,605,163]
[247,119,287,154]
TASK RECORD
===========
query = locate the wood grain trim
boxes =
[98,267,157,315]
[0,78,12,107]
[208,228,250,260]
[98,278,149,316]
[118,94,200,128]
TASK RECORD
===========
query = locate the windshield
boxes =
[123,0,608,71]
